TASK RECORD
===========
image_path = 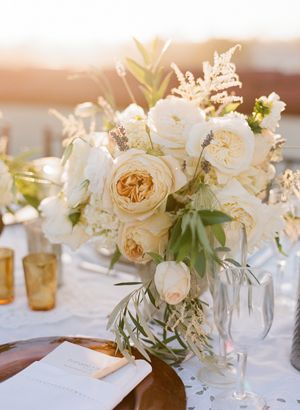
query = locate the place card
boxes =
[0,342,152,410]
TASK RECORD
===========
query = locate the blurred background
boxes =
[0,0,300,167]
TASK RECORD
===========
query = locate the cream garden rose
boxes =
[154,261,191,305]
[238,163,275,196]
[0,160,13,208]
[148,97,205,149]
[118,213,172,263]
[186,116,255,177]
[104,149,187,221]
[215,179,283,251]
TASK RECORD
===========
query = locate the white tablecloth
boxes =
[1,225,300,410]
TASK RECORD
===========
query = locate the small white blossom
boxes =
[83,195,119,250]
[260,92,286,131]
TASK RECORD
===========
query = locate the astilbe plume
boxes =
[171,45,243,108]
[49,109,87,146]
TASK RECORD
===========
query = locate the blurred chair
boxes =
[43,125,63,157]
[0,124,10,154]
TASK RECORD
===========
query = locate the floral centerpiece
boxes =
[41,40,285,362]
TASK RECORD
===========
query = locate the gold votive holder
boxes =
[23,253,57,311]
[0,248,14,305]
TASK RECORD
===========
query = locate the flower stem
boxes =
[121,76,137,105]
[192,147,204,180]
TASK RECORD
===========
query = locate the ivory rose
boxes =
[215,179,283,251]
[118,213,172,263]
[186,116,255,176]
[148,97,205,149]
[104,149,187,221]
[0,160,13,208]
[252,129,275,166]
[154,261,191,305]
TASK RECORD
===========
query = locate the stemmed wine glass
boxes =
[211,267,274,410]
[198,224,248,387]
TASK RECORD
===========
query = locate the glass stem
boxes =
[218,335,227,364]
[234,351,247,400]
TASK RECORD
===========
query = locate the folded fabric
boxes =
[0,342,152,410]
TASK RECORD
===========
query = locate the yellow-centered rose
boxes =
[118,213,172,263]
[104,149,186,221]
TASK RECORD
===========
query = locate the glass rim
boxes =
[23,252,57,264]
[0,248,14,258]
[219,267,273,286]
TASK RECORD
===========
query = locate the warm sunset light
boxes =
[1,0,300,68]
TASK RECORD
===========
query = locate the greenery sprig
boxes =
[125,38,173,108]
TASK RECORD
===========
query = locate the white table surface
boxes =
[1,224,300,410]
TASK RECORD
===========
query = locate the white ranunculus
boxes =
[260,92,286,132]
[63,138,92,207]
[40,196,89,250]
[84,146,113,195]
[148,97,205,149]
[186,116,255,176]
[116,104,150,150]
[118,213,172,263]
[103,149,187,221]
[0,160,13,208]
[215,179,283,251]
[117,103,146,122]
[154,261,191,305]
[75,102,99,118]
[237,164,275,196]
[252,129,275,166]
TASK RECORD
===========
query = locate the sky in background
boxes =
[1,0,300,67]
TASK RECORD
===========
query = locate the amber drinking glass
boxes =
[23,253,57,311]
[0,248,14,304]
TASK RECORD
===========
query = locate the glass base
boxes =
[211,391,266,410]
[197,355,236,388]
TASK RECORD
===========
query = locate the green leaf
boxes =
[146,287,157,307]
[194,250,206,276]
[106,291,132,329]
[114,282,142,286]
[247,116,262,134]
[109,246,121,270]
[275,235,287,256]
[212,224,226,247]
[147,252,164,265]
[133,37,151,65]
[156,71,172,100]
[124,319,151,361]
[196,217,213,254]
[220,102,240,116]
[22,194,40,210]
[198,210,232,226]
[68,211,81,227]
[128,310,148,337]
[126,58,152,88]
[168,218,182,252]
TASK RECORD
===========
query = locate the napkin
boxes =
[0,342,152,410]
